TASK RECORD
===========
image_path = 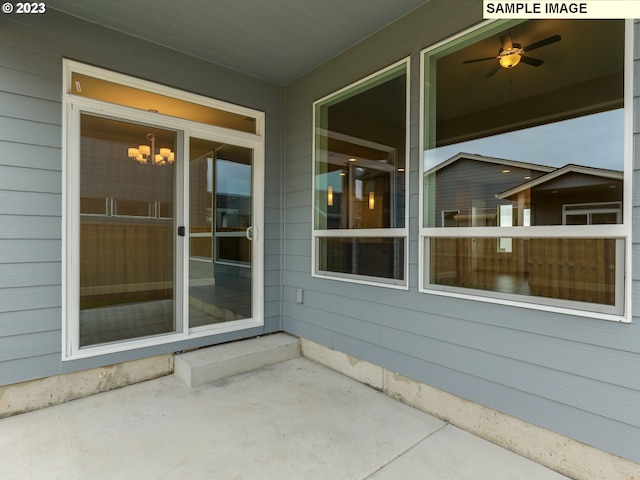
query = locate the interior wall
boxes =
[283,1,640,463]
[0,9,283,384]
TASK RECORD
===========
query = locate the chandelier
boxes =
[128,133,174,166]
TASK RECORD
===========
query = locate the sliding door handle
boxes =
[177,226,186,237]
[246,226,253,241]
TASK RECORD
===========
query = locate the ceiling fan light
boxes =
[499,53,521,69]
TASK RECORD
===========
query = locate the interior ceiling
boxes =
[437,19,624,121]
[47,0,430,85]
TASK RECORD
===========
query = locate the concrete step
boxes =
[174,333,300,388]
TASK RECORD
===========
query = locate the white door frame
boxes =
[62,61,265,360]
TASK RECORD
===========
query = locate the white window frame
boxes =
[62,60,266,360]
[418,20,633,322]
[562,202,622,225]
[311,59,410,289]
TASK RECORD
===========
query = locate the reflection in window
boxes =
[187,139,253,328]
[215,155,252,265]
[421,19,627,314]
[79,114,177,346]
[318,237,405,282]
[317,134,400,230]
[430,237,619,307]
[314,60,408,286]
[71,72,257,134]
[563,202,621,225]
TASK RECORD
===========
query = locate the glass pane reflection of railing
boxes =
[430,237,618,307]
[80,197,173,219]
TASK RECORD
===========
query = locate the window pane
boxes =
[79,115,177,346]
[318,237,405,282]
[189,139,253,328]
[315,63,407,230]
[313,62,408,286]
[72,72,257,133]
[423,20,624,228]
[421,19,626,313]
[430,237,619,308]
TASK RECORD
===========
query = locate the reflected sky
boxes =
[424,109,624,172]
[216,159,251,195]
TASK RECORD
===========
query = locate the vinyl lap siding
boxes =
[0,46,63,384]
[283,1,640,464]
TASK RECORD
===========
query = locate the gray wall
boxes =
[283,0,640,463]
[0,10,283,385]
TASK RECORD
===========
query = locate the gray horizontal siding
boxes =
[0,65,60,102]
[0,330,60,363]
[0,285,61,313]
[0,9,283,385]
[0,240,61,263]
[0,308,60,337]
[0,216,61,239]
[283,0,640,464]
[0,191,60,216]
[0,117,60,148]
[0,353,61,387]
[0,142,61,170]
[0,91,61,125]
[0,262,60,288]
[0,165,61,193]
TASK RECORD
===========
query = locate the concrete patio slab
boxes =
[370,423,567,479]
[0,357,570,479]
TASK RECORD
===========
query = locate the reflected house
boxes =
[427,152,622,304]
[428,152,623,227]
[497,163,623,225]
[426,152,554,228]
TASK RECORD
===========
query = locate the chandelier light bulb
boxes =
[127,133,174,166]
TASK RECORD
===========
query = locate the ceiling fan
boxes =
[463,32,561,78]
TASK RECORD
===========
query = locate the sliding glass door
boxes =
[75,117,262,350]
[189,138,254,328]
[79,114,180,346]
[64,61,265,358]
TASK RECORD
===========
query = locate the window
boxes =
[70,72,258,133]
[563,202,621,225]
[77,115,178,347]
[313,60,409,287]
[420,20,630,318]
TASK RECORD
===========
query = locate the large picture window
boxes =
[420,20,630,318]
[313,60,409,287]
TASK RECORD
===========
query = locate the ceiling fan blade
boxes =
[484,64,501,78]
[520,55,544,67]
[462,56,497,64]
[499,35,513,50]
[523,34,561,52]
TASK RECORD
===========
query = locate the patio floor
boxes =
[1,357,570,479]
